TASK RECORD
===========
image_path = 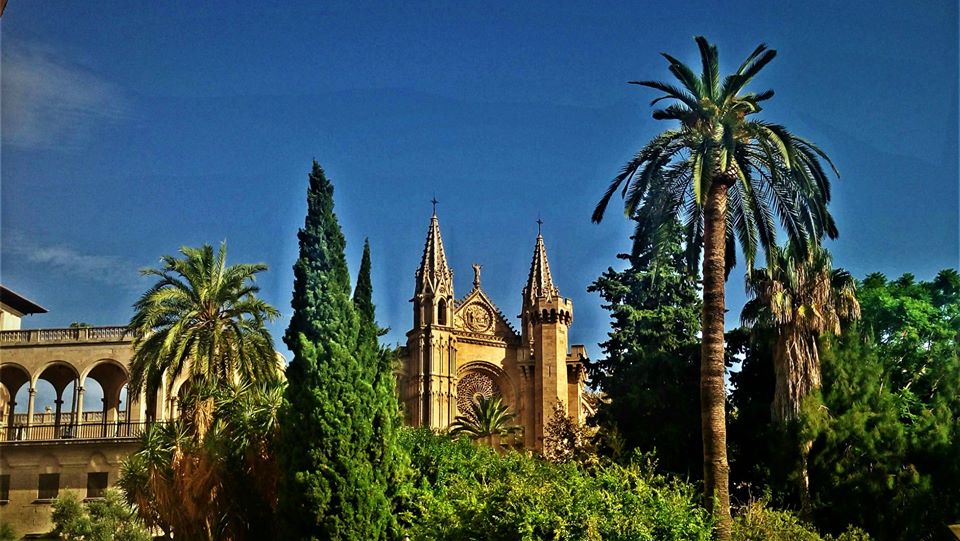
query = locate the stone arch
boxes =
[1,362,31,396]
[79,359,129,383]
[31,360,80,391]
[33,361,81,432]
[1,363,31,428]
[82,360,130,425]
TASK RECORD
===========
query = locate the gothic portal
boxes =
[398,210,588,450]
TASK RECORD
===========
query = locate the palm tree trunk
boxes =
[701,180,732,540]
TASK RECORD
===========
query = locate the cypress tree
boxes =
[352,239,404,537]
[278,161,393,540]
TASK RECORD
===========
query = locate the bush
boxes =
[0,521,17,541]
[398,428,712,541]
[51,489,151,541]
[733,500,871,541]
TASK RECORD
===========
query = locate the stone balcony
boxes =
[0,420,150,444]
[0,326,131,345]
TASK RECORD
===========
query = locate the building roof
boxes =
[0,285,48,315]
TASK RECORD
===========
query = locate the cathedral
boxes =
[397,209,589,450]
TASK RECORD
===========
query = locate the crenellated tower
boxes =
[519,224,573,448]
[404,207,458,428]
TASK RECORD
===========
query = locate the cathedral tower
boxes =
[520,224,573,448]
[404,208,458,428]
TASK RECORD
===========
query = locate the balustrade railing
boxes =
[11,411,127,425]
[0,326,130,344]
[1,421,150,442]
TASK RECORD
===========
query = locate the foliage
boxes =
[742,243,860,423]
[277,161,396,540]
[592,36,840,539]
[543,402,595,464]
[856,270,960,401]
[398,428,713,541]
[450,395,521,445]
[587,212,702,476]
[51,490,151,541]
[354,237,406,533]
[591,35,839,272]
[732,500,870,541]
[740,243,860,514]
[808,330,960,541]
[127,241,280,423]
[726,327,796,503]
[729,270,960,540]
[118,381,284,540]
[0,522,15,541]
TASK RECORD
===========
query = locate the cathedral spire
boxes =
[523,224,559,306]
[415,209,453,297]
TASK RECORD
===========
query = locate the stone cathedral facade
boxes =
[398,210,588,450]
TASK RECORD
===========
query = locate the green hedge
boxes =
[397,428,712,541]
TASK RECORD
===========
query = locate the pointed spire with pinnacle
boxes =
[523,220,559,306]
[415,202,453,297]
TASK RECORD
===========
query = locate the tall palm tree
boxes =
[592,37,839,538]
[741,243,860,514]
[450,395,521,447]
[128,242,280,428]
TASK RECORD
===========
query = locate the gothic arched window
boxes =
[437,298,447,326]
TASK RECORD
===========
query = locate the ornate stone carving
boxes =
[457,370,501,414]
[464,303,493,333]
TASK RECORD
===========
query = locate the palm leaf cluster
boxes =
[119,381,284,540]
[742,244,860,422]
[449,395,521,442]
[128,242,280,412]
[593,36,838,271]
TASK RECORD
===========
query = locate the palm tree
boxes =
[592,37,839,538]
[741,243,860,514]
[450,395,521,447]
[128,242,279,428]
[119,381,286,540]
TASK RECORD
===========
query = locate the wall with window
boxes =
[0,441,139,536]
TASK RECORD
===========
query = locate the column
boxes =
[54,398,63,431]
[26,388,36,426]
[74,385,85,432]
[26,387,36,439]
[4,399,14,440]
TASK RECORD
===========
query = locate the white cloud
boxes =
[3,230,145,291]
[1,42,130,151]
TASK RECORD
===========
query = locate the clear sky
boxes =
[3,1,958,372]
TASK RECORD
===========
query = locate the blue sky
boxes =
[2,1,957,374]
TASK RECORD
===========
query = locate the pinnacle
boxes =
[523,229,559,306]
[415,211,453,297]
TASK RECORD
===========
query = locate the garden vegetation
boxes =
[68,37,957,541]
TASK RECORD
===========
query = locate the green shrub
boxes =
[733,500,871,541]
[398,428,712,541]
[0,521,18,541]
[51,489,150,541]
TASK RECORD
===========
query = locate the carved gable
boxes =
[454,288,519,342]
